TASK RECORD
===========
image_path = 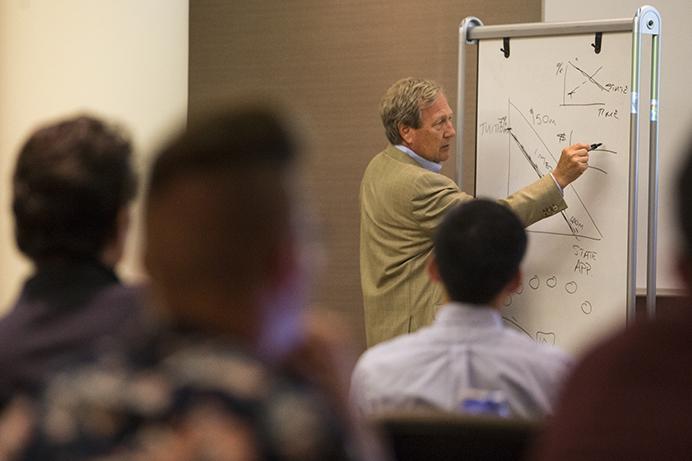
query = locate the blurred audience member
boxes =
[0,115,144,407]
[10,106,371,460]
[531,140,692,460]
[351,200,573,420]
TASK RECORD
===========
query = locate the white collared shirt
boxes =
[350,302,573,420]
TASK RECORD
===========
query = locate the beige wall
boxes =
[0,0,189,310]
[189,0,542,349]
[0,1,543,348]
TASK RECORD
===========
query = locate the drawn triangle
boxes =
[506,101,602,241]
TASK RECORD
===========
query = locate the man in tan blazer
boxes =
[360,77,590,347]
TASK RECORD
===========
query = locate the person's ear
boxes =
[399,123,414,145]
[507,270,522,293]
[428,255,441,282]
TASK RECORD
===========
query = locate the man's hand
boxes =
[552,143,590,189]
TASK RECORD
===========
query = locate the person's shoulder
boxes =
[0,286,37,366]
[412,167,457,191]
[168,341,352,460]
[355,329,432,373]
[365,146,424,176]
[0,298,25,337]
[25,336,349,459]
[363,146,391,169]
[94,282,146,307]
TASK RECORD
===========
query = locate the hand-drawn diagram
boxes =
[502,316,533,339]
[504,99,607,241]
[581,301,593,314]
[561,59,608,107]
[565,281,578,294]
[529,275,540,290]
[476,33,631,355]
[503,316,559,345]
[536,331,557,345]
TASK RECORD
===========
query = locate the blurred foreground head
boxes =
[145,105,306,355]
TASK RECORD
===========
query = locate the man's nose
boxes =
[445,121,456,138]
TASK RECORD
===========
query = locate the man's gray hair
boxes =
[379,77,442,145]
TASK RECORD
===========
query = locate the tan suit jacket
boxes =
[360,145,567,347]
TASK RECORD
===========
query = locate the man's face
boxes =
[400,93,456,163]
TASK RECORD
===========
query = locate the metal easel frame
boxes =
[456,6,662,323]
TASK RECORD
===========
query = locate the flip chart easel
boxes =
[456,6,661,353]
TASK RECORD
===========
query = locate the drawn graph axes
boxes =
[561,61,609,107]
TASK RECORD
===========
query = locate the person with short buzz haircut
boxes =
[0,115,144,406]
[7,106,369,461]
[360,77,591,346]
[352,199,573,420]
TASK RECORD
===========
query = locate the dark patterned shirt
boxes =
[18,329,357,461]
[0,260,145,407]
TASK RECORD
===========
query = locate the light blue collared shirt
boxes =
[395,145,442,173]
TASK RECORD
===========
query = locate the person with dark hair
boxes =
[530,142,692,460]
[360,77,591,347]
[0,115,144,405]
[352,199,572,419]
[8,106,371,460]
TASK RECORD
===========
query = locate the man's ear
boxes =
[428,255,441,282]
[507,270,522,293]
[399,123,413,145]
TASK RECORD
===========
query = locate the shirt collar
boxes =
[395,145,442,173]
[434,301,504,331]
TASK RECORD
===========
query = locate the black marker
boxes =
[589,143,602,151]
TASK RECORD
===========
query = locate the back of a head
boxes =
[12,115,136,264]
[145,105,299,305]
[434,200,527,304]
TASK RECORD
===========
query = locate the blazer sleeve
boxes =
[412,172,567,237]
[412,172,473,238]
[498,175,567,227]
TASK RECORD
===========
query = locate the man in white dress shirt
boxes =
[351,199,573,420]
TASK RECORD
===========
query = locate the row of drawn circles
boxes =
[503,275,594,316]
[526,275,577,294]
